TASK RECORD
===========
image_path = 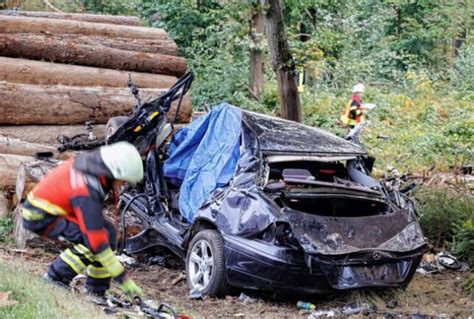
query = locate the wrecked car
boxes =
[120,110,428,295]
[106,75,427,296]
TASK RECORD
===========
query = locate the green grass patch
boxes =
[0,218,13,243]
[415,186,474,252]
[0,261,107,319]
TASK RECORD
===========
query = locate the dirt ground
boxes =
[0,244,472,318]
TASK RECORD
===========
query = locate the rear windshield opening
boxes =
[268,160,347,183]
[284,196,387,217]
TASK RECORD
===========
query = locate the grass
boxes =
[0,260,107,319]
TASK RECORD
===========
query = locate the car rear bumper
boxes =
[223,234,332,294]
[223,234,426,294]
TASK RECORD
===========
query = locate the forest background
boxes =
[2,0,473,270]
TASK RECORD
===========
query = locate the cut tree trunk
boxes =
[264,0,302,122]
[0,10,141,26]
[0,15,166,39]
[0,192,10,218]
[8,33,178,55]
[0,125,106,145]
[0,34,187,76]
[0,153,35,188]
[0,82,192,125]
[0,57,178,88]
[249,3,265,100]
[0,135,67,159]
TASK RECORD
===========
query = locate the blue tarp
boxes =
[163,103,242,222]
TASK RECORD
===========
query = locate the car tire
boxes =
[186,230,229,297]
[105,116,128,142]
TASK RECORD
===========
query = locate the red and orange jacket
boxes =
[28,152,114,254]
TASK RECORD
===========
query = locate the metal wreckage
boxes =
[61,72,428,297]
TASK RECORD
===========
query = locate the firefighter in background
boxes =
[340,83,376,129]
[22,142,144,298]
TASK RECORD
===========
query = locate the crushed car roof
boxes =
[242,110,366,156]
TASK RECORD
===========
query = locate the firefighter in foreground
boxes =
[22,141,143,297]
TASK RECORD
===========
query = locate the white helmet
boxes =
[100,142,144,185]
[352,83,366,93]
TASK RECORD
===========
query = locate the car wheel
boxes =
[186,230,229,296]
[105,116,128,142]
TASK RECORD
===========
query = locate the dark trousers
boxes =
[22,199,116,294]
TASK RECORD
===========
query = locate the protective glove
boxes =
[120,278,143,297]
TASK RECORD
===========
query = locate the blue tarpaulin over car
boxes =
[163,103,242,222]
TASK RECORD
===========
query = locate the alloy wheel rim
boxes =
[188,239,214,291]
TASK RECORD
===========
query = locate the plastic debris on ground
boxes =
[386,299,398,309]
[308,309,337,318]
[148,255,167,267]
[189,288,203,300]
[296,300,316,310]
[341,302,377,315]
[238,292,256,304]
[416,252,468,275]
[117,254,137,266]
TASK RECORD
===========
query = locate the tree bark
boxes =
[9,33,178,55]
[0,15,166,39]
[0,57,178,88]
[0,125,106,145]
[0,34,187,77]
[0,82,192,125]
[0,10,141,26]
[0,153,36,188]
[0,192,10,218]
[0,135,66,158]
[249,3,265,100]
[263,0,302,122]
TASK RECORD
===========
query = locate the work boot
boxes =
[42,273,70,290]
[84,288,108,305]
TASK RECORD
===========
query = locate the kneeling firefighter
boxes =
[22,141,143,297]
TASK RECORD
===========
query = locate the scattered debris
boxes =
[171,272,186,286]
[149,255,167,267]
[296,300,316,310]
[386,298,398,309]
[117,254,137,266]
[436,253,461,270]
[189,288,203,300]
[308,309,337,318]
[96,294,179,318]
[0,291,18,308]
[238,292,256,304]
[417,252,467,275]
[341,302,377,316]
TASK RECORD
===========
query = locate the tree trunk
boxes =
[0,57,178,88]
[0,135,66,158]
[0,15,165,39]
[263,0,302,122]
[0,34,187,77]
[0,153,36,188]
[0,192,10,218]
[10,33,178,55]
[0,10,141,26]
[0,125,106,145]
[249,3,265,100]
[0,82,192,125]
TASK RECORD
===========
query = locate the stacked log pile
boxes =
[0,11,191,215]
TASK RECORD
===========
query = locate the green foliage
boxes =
[450,219,474,267]
[451,44,474,92]
[414,186,473,249]
[0,217,13,243]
